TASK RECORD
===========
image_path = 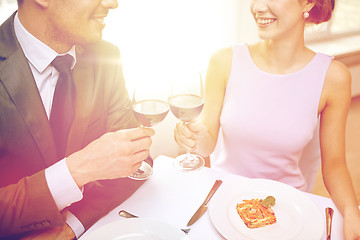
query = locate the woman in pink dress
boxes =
[174,0,360,238]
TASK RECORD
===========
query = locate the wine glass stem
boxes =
[136,125,145,170]
[185,151,193,161]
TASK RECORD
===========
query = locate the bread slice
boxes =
[236,198,276,229]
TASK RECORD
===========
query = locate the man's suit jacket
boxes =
[0,13,147,238]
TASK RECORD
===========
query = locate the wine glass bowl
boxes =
[132,99,169,127]
[128,82,170,180]
[168,94,204,122]
[169,71,205,172]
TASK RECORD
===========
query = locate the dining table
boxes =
[79,155,346,240]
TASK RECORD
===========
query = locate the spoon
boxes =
[325,207,334,240]
[118,210,138,219]
[118,210,191,234]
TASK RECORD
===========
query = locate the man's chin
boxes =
[79,33,103,45]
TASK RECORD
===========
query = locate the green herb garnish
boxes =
[261,196,276,208]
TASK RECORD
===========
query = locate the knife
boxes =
[187,179,223,226]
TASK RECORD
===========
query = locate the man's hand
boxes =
[67,127,155,187]
[20,224,75,240]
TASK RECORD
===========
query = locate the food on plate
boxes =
[260,196,275,208]
[236,196,276,229]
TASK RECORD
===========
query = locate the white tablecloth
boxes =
[80,155,344,240]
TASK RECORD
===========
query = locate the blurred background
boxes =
[1,0,360,198]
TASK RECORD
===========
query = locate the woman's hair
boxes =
[307,0,335,24]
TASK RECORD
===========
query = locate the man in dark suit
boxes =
[0,0,155,239]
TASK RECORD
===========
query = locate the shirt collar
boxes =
[14,13,76,73]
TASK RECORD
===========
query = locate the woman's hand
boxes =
[174,120,207,153]
[343,208,360,240]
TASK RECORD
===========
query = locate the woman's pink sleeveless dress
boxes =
[213,44,333,192]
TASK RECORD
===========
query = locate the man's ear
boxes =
[33,0,49,8]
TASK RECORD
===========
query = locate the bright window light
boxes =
[1,0,257,94]
[102,0,251,93]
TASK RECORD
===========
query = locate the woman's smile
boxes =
[256,17,276,27]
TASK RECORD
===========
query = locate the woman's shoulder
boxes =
[210,46,233,64]
[205,46,236,89]
[321,58,351,107]
[326,59,351,87]
[207,46,234,79]
[209,43,250,65]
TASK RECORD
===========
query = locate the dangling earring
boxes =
[303,12,310,19]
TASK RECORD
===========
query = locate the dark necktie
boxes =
[50,55,76,159]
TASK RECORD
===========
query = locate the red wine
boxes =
[132,100,169,127]
[168,94,204,122]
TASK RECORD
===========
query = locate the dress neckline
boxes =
[243,44,319,77]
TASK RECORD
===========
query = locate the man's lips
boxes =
[92,17,105,24]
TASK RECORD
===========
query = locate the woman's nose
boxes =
[251,0,267,14]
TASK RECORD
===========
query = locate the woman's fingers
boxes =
[174,121,200,151]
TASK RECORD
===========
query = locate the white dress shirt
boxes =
[14,13,85,238]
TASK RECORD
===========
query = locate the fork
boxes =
[325,207,334,240]
[118,210,191,234]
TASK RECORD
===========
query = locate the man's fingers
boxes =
[130,160,144,174]
[118,127,155,141]
[133,149,150,163]
[129,136,152,154]
[129,150,150,173]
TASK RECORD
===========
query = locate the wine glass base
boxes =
[173,153,205,172]
[128,161,153,180]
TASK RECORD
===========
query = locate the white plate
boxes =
[81,218,190,240]
[209,178,324,240]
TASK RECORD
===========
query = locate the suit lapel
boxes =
[0,13,57,166]
[0,50,58,166]
[0,50,92,163]
[0,14,95,161]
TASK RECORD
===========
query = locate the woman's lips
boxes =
[256,17,276,27]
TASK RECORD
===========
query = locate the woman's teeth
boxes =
[257,18,275,24]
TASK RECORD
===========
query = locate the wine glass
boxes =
[128,82,170,180]
[169,71,205,171]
